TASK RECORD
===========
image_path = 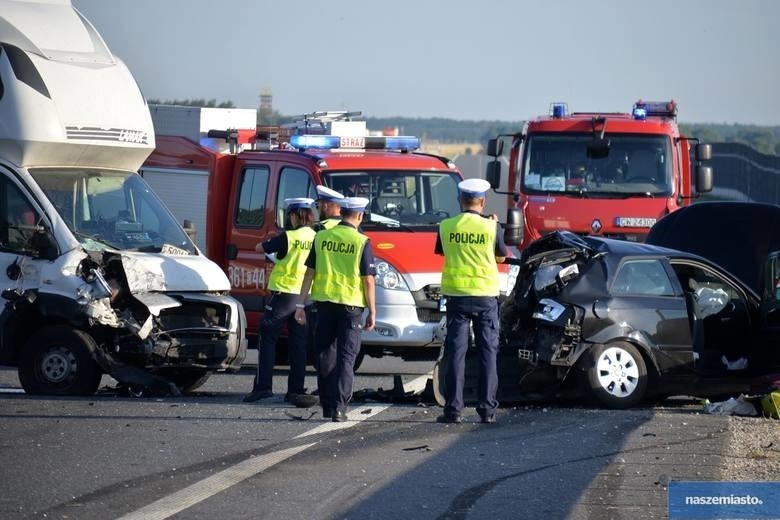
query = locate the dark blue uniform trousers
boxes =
[315,301,363,413]
[254,292,307,395]
[442,296,499,417]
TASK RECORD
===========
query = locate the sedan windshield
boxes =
[522,134,674,197]
[30,168,196,254]
[324,170,461,228]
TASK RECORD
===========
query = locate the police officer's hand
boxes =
[294,308,306,325]
[487,213,498,221]
[364,312,375,332]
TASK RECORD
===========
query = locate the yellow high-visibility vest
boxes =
[311,225,368,307]
[267,226,316,293]
[440,213,500,296]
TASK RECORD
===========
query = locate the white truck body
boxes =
[0,0,246,396]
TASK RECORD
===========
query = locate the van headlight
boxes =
[375,260,408,290]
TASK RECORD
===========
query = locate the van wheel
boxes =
[432,359,445,406]
[18,326,103,396]
[584,342,647,409]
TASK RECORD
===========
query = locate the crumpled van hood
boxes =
[120,252,230,293]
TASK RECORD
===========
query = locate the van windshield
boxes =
[30,168,196,254]
[522,134,674,197]
[323,170,461,229]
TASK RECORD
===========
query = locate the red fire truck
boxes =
[486,100,714,249]
[142,108,518,363]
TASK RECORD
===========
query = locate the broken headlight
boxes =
[532,298,567,323]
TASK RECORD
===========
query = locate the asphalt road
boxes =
[0,359,765,520]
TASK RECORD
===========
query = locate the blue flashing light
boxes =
[384,136,421,151]
[550,102,568,118]
[289,134,341,149]
[632,105,648,120]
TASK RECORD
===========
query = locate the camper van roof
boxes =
[0,0,114,64]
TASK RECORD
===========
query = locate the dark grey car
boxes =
[439,223,779,409]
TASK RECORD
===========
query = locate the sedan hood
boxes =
[120,252,231,293]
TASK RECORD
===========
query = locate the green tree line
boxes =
[147,99,780,155]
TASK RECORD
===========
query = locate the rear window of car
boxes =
[612,259,675,297]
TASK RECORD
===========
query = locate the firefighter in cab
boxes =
[244,198,317,404]
[295,196,376,422]
[434,178,507,424]
[314,185,344,231]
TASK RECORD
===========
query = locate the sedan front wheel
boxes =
[584,342,648,409]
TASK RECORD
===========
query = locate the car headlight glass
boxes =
[375,260,408,290]
[505,264,520,293]
[532,298,566,322]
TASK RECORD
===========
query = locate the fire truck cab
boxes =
[486,100,713,249]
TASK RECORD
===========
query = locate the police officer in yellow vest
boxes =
[244,198,316,403]
[295,197,376,422]
[314,185,344,231]
[434,179,507,423]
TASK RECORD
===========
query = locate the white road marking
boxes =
[0,388,25,394]
[116,443,314,520]
[293,404,390,439]
[115,378,425,520]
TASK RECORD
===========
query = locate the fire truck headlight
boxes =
[374,261,408,291]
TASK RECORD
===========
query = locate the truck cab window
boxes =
[0,176,39,252]
[276,167,316,228]
[236,167,269,227]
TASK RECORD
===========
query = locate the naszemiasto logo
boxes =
[65,126,149,145]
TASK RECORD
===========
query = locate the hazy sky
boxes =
[72,0,780,125]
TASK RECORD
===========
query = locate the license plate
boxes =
[340,136,365,148]
[438,297,447,312]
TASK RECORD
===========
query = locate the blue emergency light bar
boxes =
[289,134,420,151]
[550,102,568,118]
[632,100,677,120]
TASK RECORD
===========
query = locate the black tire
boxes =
[18,325,103,396]
[432,358,445,406]
[160,369,211,394]
[584,342,648,409]
[433,349,479,407]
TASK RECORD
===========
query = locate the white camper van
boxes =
[0,0,246,395]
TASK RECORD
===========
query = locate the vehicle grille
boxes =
[416,308,444,323]
[158,301,229,330]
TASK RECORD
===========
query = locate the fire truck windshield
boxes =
[324,170,461,228]
[521,134,673,197]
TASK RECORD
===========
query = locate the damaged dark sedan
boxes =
[446,214,779,409]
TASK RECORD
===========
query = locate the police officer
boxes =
[244,198,316,403]
[314,185,344,231]
[295,197,376,422]
[434,178,507,423]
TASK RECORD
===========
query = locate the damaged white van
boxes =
[0,0,246,395]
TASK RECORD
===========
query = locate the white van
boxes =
[0,0,246,395]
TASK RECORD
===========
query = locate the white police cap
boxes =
[339,197,370,211]
[458,178,491,197]
[316,185,344,201]
[284,197,314,210]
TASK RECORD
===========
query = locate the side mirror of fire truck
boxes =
[696,165,713,193]
[503,208,524,246]
[486,138,504,157]
[486,161,502,190]
[695,143,712,161]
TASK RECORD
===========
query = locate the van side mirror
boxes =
[486,138,503,157]
[486,161,502,190]
[696,165,713,193]
[30,228,59,261]
[695,143,712,161]
[503,208,524,246]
